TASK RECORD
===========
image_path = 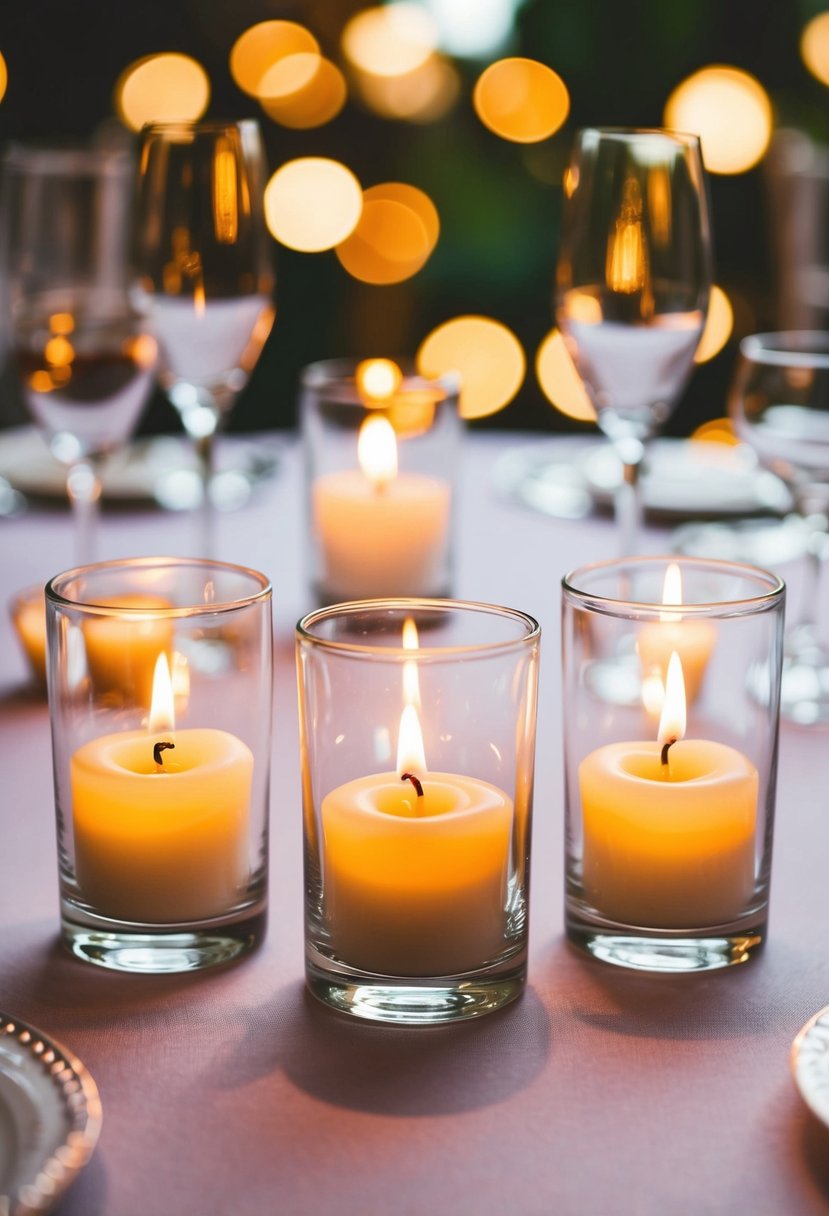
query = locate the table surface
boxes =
[1,431,829,1216]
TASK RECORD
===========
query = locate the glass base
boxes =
[566,919,764,973]
[306,959,525,1025]
[62,909,265,973]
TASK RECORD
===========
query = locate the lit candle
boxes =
[71,652,252,923]
[579,652,758,928]
[11,588,47,685]
[312,412,451,599]
[637,562,716,709]
[83,595,175,706]
[321,621,513,976]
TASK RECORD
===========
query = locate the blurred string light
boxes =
[664,66,772,174]
[116,54,210,130]
[417,316,525,419]
[535,330,596,422]
[264,158,362,252]
[693,285,733,363]
[229,21,318,95]
[0,53,7,105]
[336,183,439,283]
[474,58,569,142]
[259,54,347,129]
[420,0,524,59]
[801,12,829,86]
[342,4,458,121]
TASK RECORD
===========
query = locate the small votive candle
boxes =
[10,585,47,686]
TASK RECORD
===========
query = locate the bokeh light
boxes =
[473,58,570,143]
[694,285,734,363]
[417,316,525,419]
[535,329,596,422]
[690,417,739,446]
[353,53,459,122]
[0,52,7,105]
[259,54,347,129]
[801,13,829,86]
[336,183,439,284]
[116,54,210,130]
[229,21,318,97]
[424,0,520,59]
[357,358,403,402]
[342,5,438,77]
[264,158,362,252]
[664,66,772,174]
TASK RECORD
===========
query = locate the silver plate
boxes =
[0,1012,102,1216]
[792,1004,829,1126]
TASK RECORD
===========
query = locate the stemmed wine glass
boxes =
[556,127,712,554]
[1,144,157,562]
[730,331,829,725]
[134,120,275,557]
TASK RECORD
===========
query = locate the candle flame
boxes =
[660,561,683,621]
[356,357,402,404]
[358,413,398,488]
[397,702,427,776]
[149,652,176,733]
[657,650,686,748]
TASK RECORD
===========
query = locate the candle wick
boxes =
[154,740,175,770]
[660,738,676,767]
[401,771,424,799]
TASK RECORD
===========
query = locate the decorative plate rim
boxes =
[0,1010,102,1216]
[791,1003,829,1126]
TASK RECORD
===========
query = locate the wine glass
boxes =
[1,144,157,562]
[556,127,712,554]
[730,331,829,725]
[134,120,275,557]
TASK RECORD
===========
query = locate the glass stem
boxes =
[194,428,217,560]
[614,438,646,557]
[794,512,828,637]
[66,458,102,565]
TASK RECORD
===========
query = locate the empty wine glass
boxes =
[134,120,275,557]
[556,127,712,554]
[1,144,157,562]
[730,331,829,724]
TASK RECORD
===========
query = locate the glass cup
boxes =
[45,557,272,973]
[296,598,540,1025]
[300,358,461,605]
[562,556,785,973]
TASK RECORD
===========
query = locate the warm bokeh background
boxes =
[1,0,827,435]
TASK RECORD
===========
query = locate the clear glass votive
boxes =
[562,556,785,973]
[296,598,540,1025]
[300,358,461,605]
[45,557,272,973]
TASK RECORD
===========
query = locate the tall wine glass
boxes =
[134,120,275,557]
[1,144,157,562]
[556,127,712,554]
[730,332,829,725]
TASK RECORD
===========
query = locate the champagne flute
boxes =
[134,120,275,557]
[1,144,157,562]
[730,331,829,724]
[556,127,712,554]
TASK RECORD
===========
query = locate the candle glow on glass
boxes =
[637,563,716,711]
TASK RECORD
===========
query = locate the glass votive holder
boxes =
[45,557,273,973]
[296,598,540,1025]
[300,358,461,605]
[10,583,48,688]
[562,556,785,973]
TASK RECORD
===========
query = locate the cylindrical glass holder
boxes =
[46,557,272,973]
[300,359,461,605]
[296,599,540,1024]
[562,556,785,973]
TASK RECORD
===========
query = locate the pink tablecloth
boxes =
[1,432,828,1216]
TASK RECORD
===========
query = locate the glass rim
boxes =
[139,119,261,137]
[574,126,702,149]
[46,556,272,618]
[739,330,829,367]
[300,357,461,399]
[296,597,540,659]
[562,555,784,619]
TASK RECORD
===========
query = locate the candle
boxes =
[579,652,758,928]
[71,652,252,923]
[11,588,47,685]
[321,621,513,976]
[312,412,450,599]
[83,595,174,706]
[637,562,716,708]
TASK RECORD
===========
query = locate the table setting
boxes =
[3,9,829,1216]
